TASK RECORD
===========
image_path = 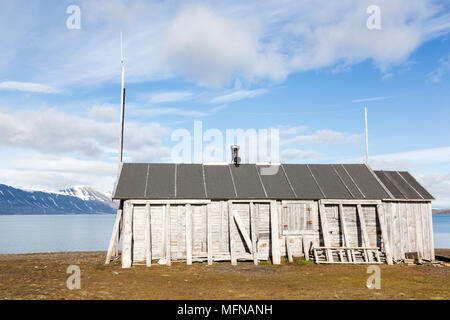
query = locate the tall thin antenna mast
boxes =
[118,32,126,170]
[365,106,369,166]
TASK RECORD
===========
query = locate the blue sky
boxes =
[0,0,449,207]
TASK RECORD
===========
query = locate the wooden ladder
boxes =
[312,246,383,264]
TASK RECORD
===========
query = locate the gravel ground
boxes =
[0,251,448,300]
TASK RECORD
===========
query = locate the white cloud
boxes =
[416,172,450,208]
[352,95,393,103]
[281,129,363,146]
[278,125,309,135]
[0,81,59,93]
[0,107,170,162]
[87,104,119,121]
[281,148,321,161]
[129,106,208,118]
[2,1,449,88]
[370,146,450,166]
[428,53,450,83]
[210,89,268,104]
[161,5,287,87]
[0,156,117,193]
[146,90,193,103]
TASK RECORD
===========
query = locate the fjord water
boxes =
[0,214,449,254]
[0,214,116,254]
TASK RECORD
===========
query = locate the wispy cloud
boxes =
[281,130,363,146]
[428,53,450,83]
[146,90,194,103]
[281,148,321,161]
[278,125,309,135]
[210,88,268,104]
[352,95,393,103]
[130,106,208,118]
[0,81,60,93]
[2,1,449,88]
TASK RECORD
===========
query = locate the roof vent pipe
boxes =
[230,145,240,166]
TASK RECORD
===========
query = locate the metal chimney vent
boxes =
[230,145,240,166]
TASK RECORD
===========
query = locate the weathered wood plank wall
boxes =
[106,199,434,267]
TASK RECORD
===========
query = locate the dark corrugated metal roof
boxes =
[282,164,324,199]
[374,170,434,200]
[113,163,433,201]
[257,165,296,199]
[229,164,267,199]
[343,164,391,199]
[203,165,236,199]
[146,164,175,199]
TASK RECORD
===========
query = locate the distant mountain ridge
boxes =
[0,184,116,215]
[433,209,450,215]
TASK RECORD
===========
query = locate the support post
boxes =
[207,204,213,265]
[228,201,237,265]
[165,203,171,266]
[338,204,352,262]
[318,202,333,263]
[285,236,293,263]
[377,204,393,265]
[145,204,152,267]
[250,202,258,265]
[357,204,372,262]
[105,201,123,264]
[122,201,133,268]
[185,204,192,265]
[270,200,281,265]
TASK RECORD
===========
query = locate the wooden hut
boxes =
[105,163,434,268]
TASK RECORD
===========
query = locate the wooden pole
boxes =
[105,202,123,264]
[145,204,152,267]
[185,204,192,265]
[318,202,334,262]
[250,202,258,265]
[365,106,369,166]
[270,200,281,264]
[228,201,237,265]
[338,204,352,262]
[166,203,171,266]
[207,204,213,265]
[357,204,372,262]
[122,201,133,268]
[377,204,393,265]
[118,32,126,170]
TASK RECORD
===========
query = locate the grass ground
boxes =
[0,250,449,300]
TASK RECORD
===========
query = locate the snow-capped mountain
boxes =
[0,184,116,215]
[59,186,113,204]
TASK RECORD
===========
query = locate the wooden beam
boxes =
[338,204,352,262]
[207,204,213,265]
[233,211,253,253]
[165,203,171,266]
[427,203,435,261]
[220,201,226,252]
[320,199,382,205]
[129,199,211,205]
[121,201,133,268]
[318,202,333,263]
[377,204,393,265]
[105,204,123,264]
[228,201,237,265]
[270,200,281,265]
[285,236,293,263]
[185,204,192,265]
[302,236,310,261]
[177,205,182,259]
[145,204,152,267]
[250,202,258,265]
[356,204,372,262]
